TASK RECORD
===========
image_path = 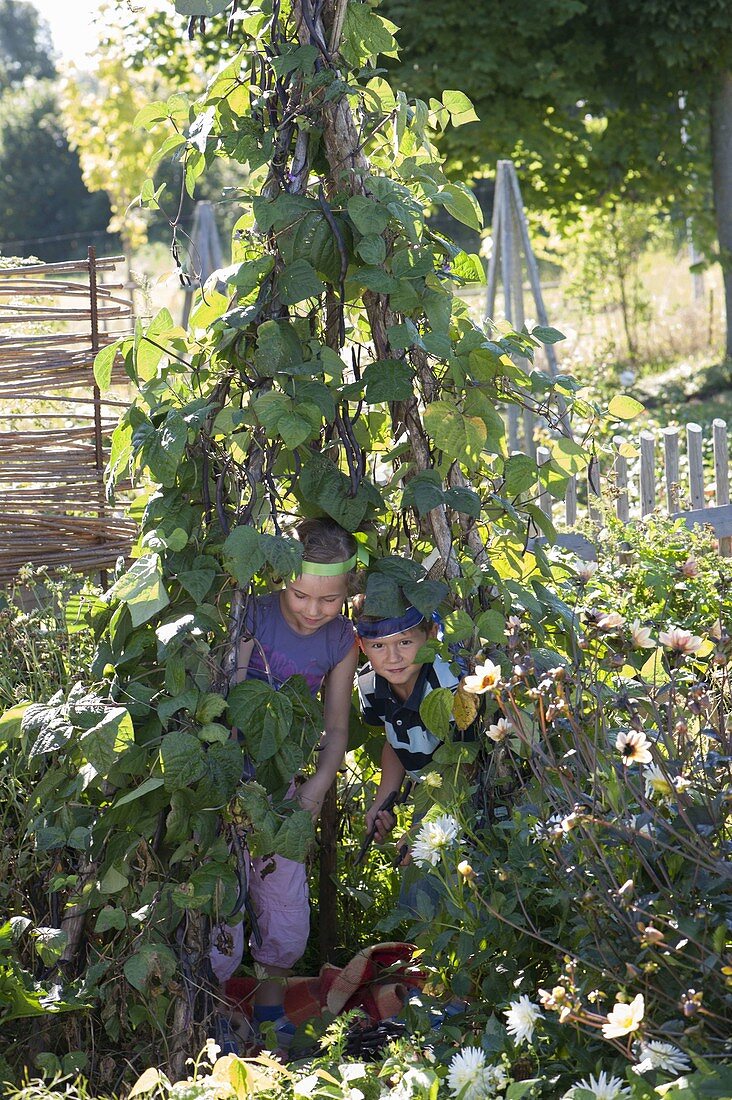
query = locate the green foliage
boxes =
[0,0,55,89]
[0,916,85,1024]
[547,204,669,362]
[382,0,725,227]
[60,5,244,249]
[0,80,112,262]
[0,568,100,710]
[0,0,590,1082]
[396,515,732,1090]
[19,1032,732,1100]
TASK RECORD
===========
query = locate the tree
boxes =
[3,0,583,1078]
[0,80,111,262]
[591,0,732,357]
[61,2,242,251]
[0,0,55,88]
[105,0,732,355]
[0,0,113,261]
[62,54,166,251]
[383,0,732,355]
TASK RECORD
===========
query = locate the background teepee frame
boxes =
[484,159,561,455]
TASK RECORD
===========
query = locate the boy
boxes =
[355,603,466,853]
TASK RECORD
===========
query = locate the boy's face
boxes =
[280,572,349,635]
[359,624,435,699]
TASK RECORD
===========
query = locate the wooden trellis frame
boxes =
[0,248,136,585]
[181,200,226,327]
[484,160,563,456]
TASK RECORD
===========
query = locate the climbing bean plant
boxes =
[2,0,594,1081]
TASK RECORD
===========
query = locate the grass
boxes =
[635,355,732,428]
[462,245,725,367]
[0,567,99,709]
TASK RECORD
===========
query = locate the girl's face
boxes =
[359,624,436,700]
[280,572,349,635]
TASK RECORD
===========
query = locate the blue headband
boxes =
[356,605,427,640]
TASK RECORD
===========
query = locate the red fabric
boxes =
[223,942,425,1025]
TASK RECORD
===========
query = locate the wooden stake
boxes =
[713,418,732,556]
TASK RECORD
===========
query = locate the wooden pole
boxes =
[536,446,551,518]
[88,246,104,478]
[640,430,656,517]
[497,166,520,453]
[508,201,536,457]
[88,245,108,589]
[662,426,680,514]
[686,422,704,511]
[713,418,732,556]
[505,164,559,377]
[613,437,630,523]
[484,163,504,321]
[318,779,338,964]
[565,475,577,527]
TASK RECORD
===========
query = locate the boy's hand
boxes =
[365,802,397,844]
[394,833,411,867]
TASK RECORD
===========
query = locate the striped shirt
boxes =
[357,654,461,775]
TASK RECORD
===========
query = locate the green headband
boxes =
[300,552,357,576]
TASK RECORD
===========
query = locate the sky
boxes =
[30,0,107,66]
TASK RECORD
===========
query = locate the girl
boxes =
[212,517,359,1046]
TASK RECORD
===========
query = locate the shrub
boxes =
[396,514,732,1094]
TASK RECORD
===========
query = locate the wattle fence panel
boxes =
[0,249,136,585]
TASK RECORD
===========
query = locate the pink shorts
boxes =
[210,853,309,981]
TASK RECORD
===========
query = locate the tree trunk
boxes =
[318,779,339,964]
[711,70,732,360]
[169,909,209,1081]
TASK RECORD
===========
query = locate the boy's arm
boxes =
[297,643,359,821]
[365,741,406,843]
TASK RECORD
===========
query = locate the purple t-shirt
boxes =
[244,592,356,696]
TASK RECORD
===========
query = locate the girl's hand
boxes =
[365,802,397,844]
[296,775,330,822]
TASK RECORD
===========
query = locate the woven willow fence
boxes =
[0,249,136,585]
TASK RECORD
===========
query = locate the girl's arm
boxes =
[296,643,359,821]
[365,741,406,843]
[229,637,254,743]
[233,637,254,684]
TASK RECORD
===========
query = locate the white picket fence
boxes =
[534,417,732,559]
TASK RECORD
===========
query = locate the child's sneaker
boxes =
[215,1012,259,1057]
[215,1015,243,1057]
[255,1015,296,1062]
